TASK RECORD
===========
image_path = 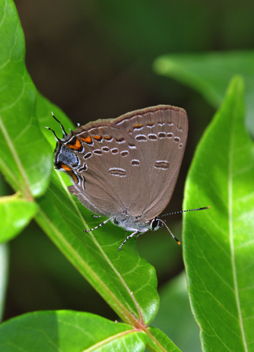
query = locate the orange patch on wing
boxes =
[61,164,78,183]
[67,138,82,150]
[70,172,78,183]
[133,123,143,129]
[104,135,112,140]
[81,136,92,144]
[61,164,72,172]
[93,135,102,141]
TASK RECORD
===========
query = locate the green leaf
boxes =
[0,0,52,198]
[154,51,254,136]
[0,193,37,243]
[183,76,254,351]
[152,272,201,352]
[146,327,181,352]
[0,311,147,352]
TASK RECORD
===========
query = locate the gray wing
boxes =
[131,106,188,220]
[62,105,187,219]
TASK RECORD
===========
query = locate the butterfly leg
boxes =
[84,216,114,232]
[118,230,139,251]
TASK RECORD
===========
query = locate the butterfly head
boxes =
[149,217,163,231]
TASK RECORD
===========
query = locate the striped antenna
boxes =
[161,206,210,217]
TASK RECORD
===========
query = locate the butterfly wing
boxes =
[64,113,149,217]
[54,105,188,219]
[127,106,188,220]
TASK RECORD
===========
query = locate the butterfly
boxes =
[47,105,208,250]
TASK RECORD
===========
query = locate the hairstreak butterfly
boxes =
[47,105,209,250]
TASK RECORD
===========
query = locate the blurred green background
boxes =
[4,0,253,337]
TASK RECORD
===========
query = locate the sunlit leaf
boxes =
[0,311,147,352]
[146,327,181,352]
[183,76,254,351]
[0,0,52,198]
[0,193,37,243]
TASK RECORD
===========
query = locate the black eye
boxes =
[152,218,159,229]
[150,217,162,231]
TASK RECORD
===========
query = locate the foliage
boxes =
[0,0,254,351]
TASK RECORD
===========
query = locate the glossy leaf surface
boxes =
[0,311,146,352]
[0,0,52,198]
[0,194,37,243]
[183,76,254,351]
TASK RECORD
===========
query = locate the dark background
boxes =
[4,0,253,322]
